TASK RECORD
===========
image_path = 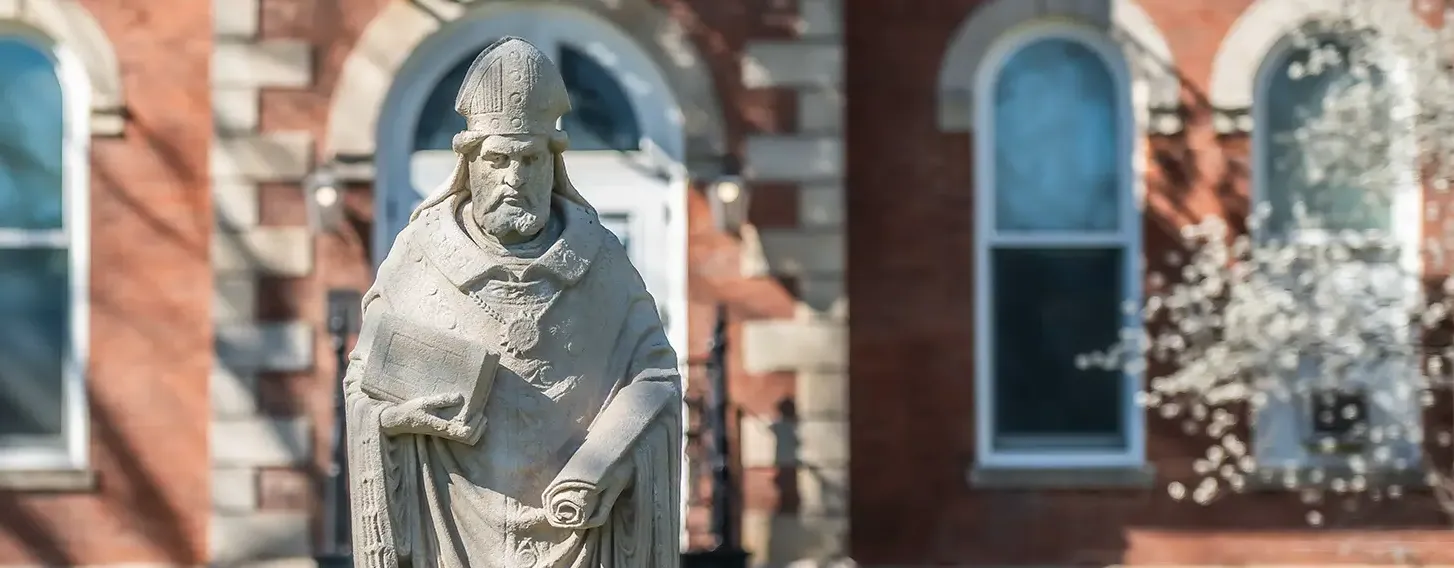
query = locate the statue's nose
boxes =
[502,162,526,188]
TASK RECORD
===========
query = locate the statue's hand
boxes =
[379,393,474,439]
[546,488,600,529]
[544,462,634,530]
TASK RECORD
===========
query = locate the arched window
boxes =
[974,28,1142,468]
[1250,31,1421,469]
[1259,36,1393,235]
[412,43,641,153]
[0,33,85,469]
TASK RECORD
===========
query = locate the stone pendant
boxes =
[505,317,541,354]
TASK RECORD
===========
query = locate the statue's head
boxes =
[409,37,596,242]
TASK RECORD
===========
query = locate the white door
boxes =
[396,31,680,348]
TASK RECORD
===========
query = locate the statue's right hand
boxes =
[379,393,466,437]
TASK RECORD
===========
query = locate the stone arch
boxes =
[326,0,727,174]
[1209,0,1350,112]
[937,0,1180,134]
[0,0,124,135]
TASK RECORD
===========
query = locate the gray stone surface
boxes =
[213,180,259,230]
[744,136,843,182]
[210,418,311,467]
[211,132,313,182]
[214,88,260,133]
[209,367,258,419]
[209,512,313,561]
[213,0,260,38]
[212,40,313,88]
[212,274,257,324]
[742,42,842,88]
[742,320,846,374]
[211,467,258,513]
[215,321,314,373]
[211,227,313,277]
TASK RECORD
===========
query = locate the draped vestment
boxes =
[345,193,682,568]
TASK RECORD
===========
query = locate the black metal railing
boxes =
[317,289,360,568]
[682,304,750,568]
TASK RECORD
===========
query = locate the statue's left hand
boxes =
[545,488,600,529]
[544,461,634,530]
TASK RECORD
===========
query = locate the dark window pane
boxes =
[0,38,63,230]
[559,46,640,152]
[413,53,477,151]
[993,38,1120,232]
[414,42,642,154]
[991,247,1124,448]
[1263,38,1391,233]
[0,247,68,438]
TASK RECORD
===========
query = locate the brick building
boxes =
[0,0,1452,566]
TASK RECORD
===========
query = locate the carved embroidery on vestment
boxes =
[466,286,562,357]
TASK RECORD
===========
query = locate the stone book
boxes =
[359,311,499,434]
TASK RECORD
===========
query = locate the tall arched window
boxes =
[1260,37,1394,235]
[1251,31,1421,469]
[974,27,1142,468]
[0,32,85,469]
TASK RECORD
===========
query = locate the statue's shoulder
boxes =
[374,219,437,284]
[570,217,651,300]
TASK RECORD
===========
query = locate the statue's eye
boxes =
[521,153,537,166]
[484,152,507,167]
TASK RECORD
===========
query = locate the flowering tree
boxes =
[1085,0,1454,525]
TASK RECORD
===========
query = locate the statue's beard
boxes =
[474,189,550,240]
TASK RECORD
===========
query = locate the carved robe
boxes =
[345,192,682,568]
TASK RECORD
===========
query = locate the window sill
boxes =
[0,468,98,492]
[1246,465,1426,492]
[968,464,1157,490]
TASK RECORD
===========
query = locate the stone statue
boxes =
[345,37,683,568]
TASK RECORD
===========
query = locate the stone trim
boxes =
[1209,0,1350,112]
[0,0,126,136]
[0,467,97,491]
[324,0,727,169]
[739,1,848,564]
[1213,107,1255,135]
[208,0,319,562]
[740,511,849,568]
[936,0,1180,134]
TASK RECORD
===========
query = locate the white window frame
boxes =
[973,22,1145,470]
[0,24,91,471]
[1249,29,1423,470]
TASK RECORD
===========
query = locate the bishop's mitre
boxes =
[454,36,573,137]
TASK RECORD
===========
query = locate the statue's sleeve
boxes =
[620,290,682,385]
[345,239,418,568]
[543,293,682,567]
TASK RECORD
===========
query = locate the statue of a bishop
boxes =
[345,36,682,568]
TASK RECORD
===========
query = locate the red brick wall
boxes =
[846,0,1454,565]
[0,0,212,564]
[249,0,804,550]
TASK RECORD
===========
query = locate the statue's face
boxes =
[467,134,554,243]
